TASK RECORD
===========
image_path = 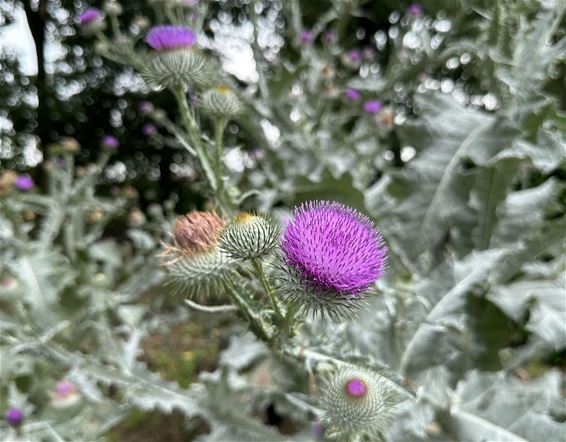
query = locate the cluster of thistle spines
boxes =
[218,213,280,260]
[320,365,397,441]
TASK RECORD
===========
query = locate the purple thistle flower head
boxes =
[363,99,383,114]
[345,378,368,398]
[146,25,197,51]
[54,381,76,396]
[142,123,157,136]
[102,135,120,149]
[346,49,362,64]
[299,30,314,44]
[345,88,361,101]
[323,30,336,44]
[282,201,387,296]
[15,175,34,191]
[407,3,424,16]
[5,408,24,426]
[78,8,102,25]
[138,100,154,114]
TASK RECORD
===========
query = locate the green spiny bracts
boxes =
[218,212,281,260]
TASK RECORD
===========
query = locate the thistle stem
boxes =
[213,116,232,214]
[251,258,285,324]
[223,279,272,345]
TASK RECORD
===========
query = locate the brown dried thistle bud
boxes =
[173,211,226,255]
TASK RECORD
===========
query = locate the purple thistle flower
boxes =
[102,135,120,149]
[54,381,76,396]
[146,25,197,51]
[15,175,33,191]
[346,49,362,64]
[5,408,23,427]
[282,201,387,296]
[345,378,368,398]
[407,3,424,16]
[322,30,336,44]
[142,123,157,136]
[345,88,361,101]
[138,100,154,114]
[363,99,383,114]
[78,8,102,25]
[299,30,314,44]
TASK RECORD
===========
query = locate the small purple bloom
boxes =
[78,8,102,25]
[346,49,362,64]
[142,123,157,136]
[299,30,314,44]
[54,381,76,396]
[322,30,336,44]
[407,3,424,16]
[5,408,23,427]
[363,99,383,114]
[363,45,376,59]
[282,201,387,295]
[102,135,120,149]
[345,88,361,101]
[146,25,197,51]
[138,100,154,114]
[15,175,33,191]
[345,378,367,398]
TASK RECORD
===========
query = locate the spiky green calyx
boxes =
[320,365,397,441]
[218,213,281,260]
[142,48,216,90]
[201,85,244,118]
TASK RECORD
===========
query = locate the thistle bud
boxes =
[162,211,237,299]
[49,381,81,409]
[320,365,397,440]
[142,25,216,90]
[104,1,123,16]
[77,8,105,35]
[5,408,23,427]
[201,85,243,118]
[219,213,280,260]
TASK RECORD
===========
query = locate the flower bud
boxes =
[104,1,123,16]
[77,8,105,35]
[49,381,81,409]
[219,213,280,260]
[320,365,397,440]
[201,85,243,118]
[162,211,237,299]
[5,408,23,427]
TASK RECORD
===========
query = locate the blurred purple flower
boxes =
[363,99,383,114]
[78,8,102,25]
[282,201,387,295]
[363,45,376,59]
[15,175,33,191]
[345,378,368,398]
[138,100,154,114]
[102,135,120,149]
[407,3,424,16]
[322,30,336,44]
[299,30,314,44]
[345,88,361,101]
[346,49,362,64]
[5,408,23,427]
[142,123,157,136]
[54,381,76,396]
[146,25,197,51]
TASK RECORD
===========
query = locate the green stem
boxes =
[214,116,226,199]
[224,278,272,345]
[174,85,218,193]
[251,258,285,323]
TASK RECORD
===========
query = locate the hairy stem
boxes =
[251,258,285,324]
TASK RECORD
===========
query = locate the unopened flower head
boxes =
[78,8,102,25]
[5,408,23,427]
[162,211,236,300]
[363,99,383,114]
[102,135,119,149]
[320,365,397,440]
[219,212,280,260]
[201,85,243,118]
[345,88,361,101]
[300,30,314,44]
[15,175,34,191]
[280,201,387,319]
[145,25,197,51]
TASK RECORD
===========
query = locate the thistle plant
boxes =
[2,1,565,441]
